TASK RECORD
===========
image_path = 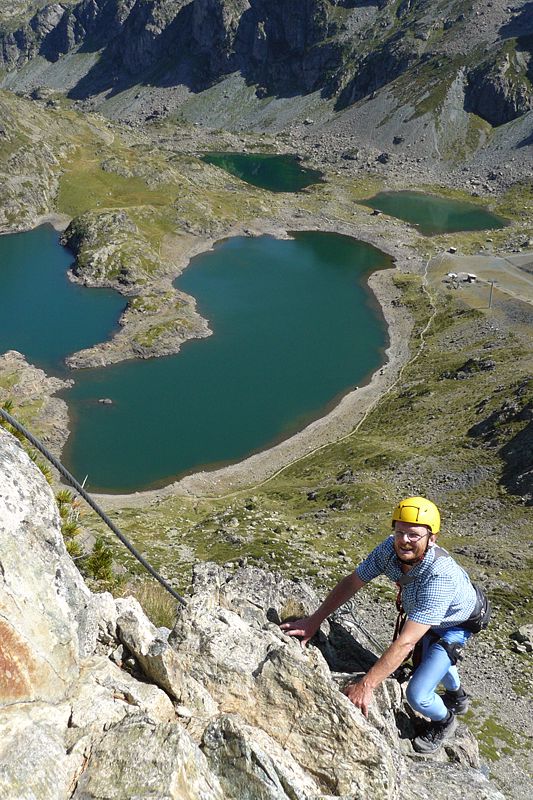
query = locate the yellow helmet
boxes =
[392,496,441,534]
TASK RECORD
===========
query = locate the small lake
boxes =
[0,226,125,373]
[361,191,508,235]
[0,226,390,492]
[201,152,323,192]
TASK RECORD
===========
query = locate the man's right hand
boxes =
[279,616,320,647]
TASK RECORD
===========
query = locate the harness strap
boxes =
[393,548,452,668]
[436,638,465,666]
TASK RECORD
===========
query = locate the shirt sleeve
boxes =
[407,574,457,625]
[355,539,390,583]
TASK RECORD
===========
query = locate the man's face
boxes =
[393,520,435,564]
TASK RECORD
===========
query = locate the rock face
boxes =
[0,428,87,705]
[465,48,533,126]
[0,0,341,96]
[0,426,506,799]
[2,0,533,131]
[0,91,65,233]
[467,378,533,505]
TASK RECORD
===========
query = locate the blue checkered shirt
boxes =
[356,537,477,628]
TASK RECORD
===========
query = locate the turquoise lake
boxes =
[0,226,390,492]
[361,191,508,235]
[0,225,125,373]
[201,152,323,192]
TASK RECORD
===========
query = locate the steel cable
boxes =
[0,407,187,607]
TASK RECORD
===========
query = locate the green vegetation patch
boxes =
[463,710,528,762]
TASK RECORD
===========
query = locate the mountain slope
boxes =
[1,0,532,151]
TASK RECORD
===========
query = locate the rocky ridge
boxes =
[1,0,532,143]
[0,426,506,800]
[0,89,69,232]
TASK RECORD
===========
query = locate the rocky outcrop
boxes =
[499,414,533,505]
[0,426,506,799]
[465,47,533,127]
[0,0,134,70]
[467,378,533,505]
[0,428,90,708]
[0,91,64,232]
[62,209,162,291]
[61,209,210,367]
[0,350,72,456]
[335,35,418,110]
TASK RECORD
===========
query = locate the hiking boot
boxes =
[441,688,470,715]
[412,712,457,754]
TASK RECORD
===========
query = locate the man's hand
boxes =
[343,680,374,717]
[279,573,365,648]
[342,619,430,717]
[279,616,320,647]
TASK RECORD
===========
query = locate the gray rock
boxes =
[188,561,320,624]
[202,713,322,799]
[0,703,76,800]
[116,595,218,739]
[169,601,399,798]
[0,428,86,705]
[511,623,533,649]
[403,760,506,800]
[69,656,175,735]
[72,717,224,800]
[76,590,118,658]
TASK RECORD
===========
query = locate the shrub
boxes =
[118,578,179,629]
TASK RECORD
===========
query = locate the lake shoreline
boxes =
[1,210,419,503]
[92,252,413,506]
[0,200,433,504]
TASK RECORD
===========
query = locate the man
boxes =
[281,496,477,753]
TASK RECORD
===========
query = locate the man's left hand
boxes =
[343,680,374,717]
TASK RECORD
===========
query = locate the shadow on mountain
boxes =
[499,418,533,505]
[68,2,197,100]
[517,125,533,147]
[67,0,344,103]
[499,3,533,39]
[334,34,416,111]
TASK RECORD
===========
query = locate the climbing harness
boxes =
[392,546,490,674]
[0,407,187,607]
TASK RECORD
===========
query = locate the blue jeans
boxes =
[405,627,472,721]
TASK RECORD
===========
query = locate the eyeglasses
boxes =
[393,529,431,543]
